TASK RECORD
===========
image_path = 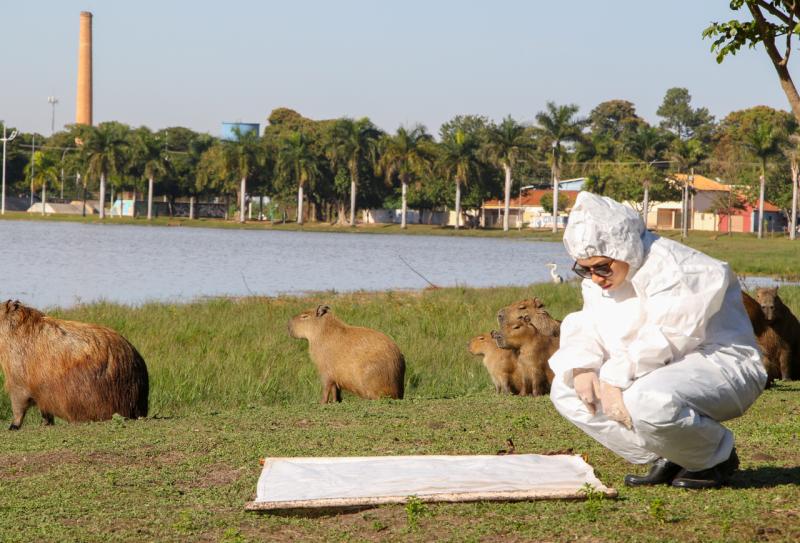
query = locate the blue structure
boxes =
[221,122,260,141]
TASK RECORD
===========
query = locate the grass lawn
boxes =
[1,284,799,542]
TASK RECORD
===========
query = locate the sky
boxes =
[1,1,797,138]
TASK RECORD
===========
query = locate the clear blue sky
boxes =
[1,1,795,137]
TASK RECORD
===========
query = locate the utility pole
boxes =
[29,134,35,207]
[47,96,59,134]
[551,142,559,233]
[1,122,19,215]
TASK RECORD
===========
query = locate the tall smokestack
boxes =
[76,11,93,125]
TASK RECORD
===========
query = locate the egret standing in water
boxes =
[547,263,564,284]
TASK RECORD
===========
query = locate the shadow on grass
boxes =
[731,466,800,488]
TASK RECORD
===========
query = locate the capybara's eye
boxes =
[300,314,309,319]
[478,336,484,340]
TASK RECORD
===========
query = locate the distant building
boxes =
[221,122,260,141]
[645,173,786,233]
[558,178,587,191]
[481,189,580,228]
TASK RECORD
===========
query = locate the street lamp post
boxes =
[1,121,19,215]
[47,96,59,135]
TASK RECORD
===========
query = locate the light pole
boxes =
[47,96,59,135]
[1,121,19,215]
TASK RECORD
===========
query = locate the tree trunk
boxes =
[147,176,154,220]
[239,176,247,223]
[401,181,408,229]
[454,181,461,229]
[552,163,559,233]
[99,172,106,219]
[502,164,511,232]
[297,184,304,225]
[189,195,195,220]
[41,182,46,215]
[132,190,137,218]
[791,159,798,241]
[349,178,357,227]
[642,180,650,225]
[758,170,766,239]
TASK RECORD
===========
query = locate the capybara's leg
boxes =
[41,411,55,426]
[334,386,342,403]
[530,370,549,396]
[9,394,32,430]
[321,380,336,404]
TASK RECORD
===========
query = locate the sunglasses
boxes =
[572,260,614,279]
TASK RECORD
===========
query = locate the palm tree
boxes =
[534,102,586,232]
[785,133,800,241]
[438,129,479,229]
[196,130,262,223]
[327,118,380,226]
[624,124,666,220]
[277,131,320,225]
[130,128,170,220]
[25,151,59,215]
[82,123,129,219]
[377,125,434,229]
[481,117,532,231]
[744,120,783,238]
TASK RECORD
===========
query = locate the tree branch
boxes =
[754,0,794,25]
[749,4,786,65]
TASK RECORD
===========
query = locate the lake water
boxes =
[1,221,575,309]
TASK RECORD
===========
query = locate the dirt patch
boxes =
[181,463,245,490]
[0,450,82,480]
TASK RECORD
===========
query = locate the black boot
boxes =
[624,458,682,487]
[671,448,739,490]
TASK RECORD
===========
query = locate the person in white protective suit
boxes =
[548,191,767,489]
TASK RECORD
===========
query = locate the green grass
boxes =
[1,284,799,541]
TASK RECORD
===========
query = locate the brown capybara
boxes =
[497,297,561,337]
[468,333,525,394]
[755,287,800,380]
[492,315,558,396]
[288,305,405,403]
[0,300,149,430]
[742,292,791,387]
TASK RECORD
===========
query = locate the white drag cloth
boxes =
[246,454,615,510]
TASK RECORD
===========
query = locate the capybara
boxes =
[742,292,791,387]
[755,287,800,380]
[468,333,525,394]
[288,305,405,402]
[0,300,149,429]
[497,297,561,337]
[492,315,558,396]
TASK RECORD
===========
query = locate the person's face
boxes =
[573,256,630,291]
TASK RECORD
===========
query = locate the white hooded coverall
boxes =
[549,192,767,471]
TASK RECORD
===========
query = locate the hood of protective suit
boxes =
[563,192,646,272]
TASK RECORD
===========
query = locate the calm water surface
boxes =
[1,221,575,309]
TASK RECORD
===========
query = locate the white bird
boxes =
[546,263,564,284]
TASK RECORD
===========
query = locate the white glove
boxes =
[599,381,633,430]
[573,369,601,415]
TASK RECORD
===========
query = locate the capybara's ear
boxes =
[316,305,330,317]
[533,297,545,308]
[522,314,531,324]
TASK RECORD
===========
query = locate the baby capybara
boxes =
[0,300,149,429]
[497,297,561,337]
[492,315,558,396]
[468,333,525,394]
[288,305,405,403]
